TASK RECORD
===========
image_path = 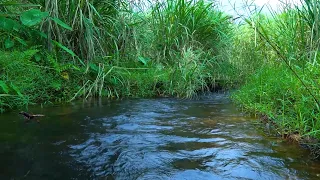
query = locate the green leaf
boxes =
[51,17,72,30]
[0,94,14,97]
[71,65,81,71]
[89,63,99,72]
[111,77,118,85]
[88,3,102,19]
[10,83,23,97]
[52,40,85,66]
[0,81,9,94]
[20,9,49,27]
[51,82,61,90]
[5,38,14,49]
[0,17,20,31]
[34,53,41,62]
[15,37,27,46]
[138,56,150,65]
[52,40,76,57]
[0,2,41,7]
[35,31,48,39]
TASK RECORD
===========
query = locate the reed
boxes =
[232,0,320,142]
[0,0,234,112]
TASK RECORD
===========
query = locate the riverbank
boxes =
[0,0,235,113]
[229,1,320,155]
[1,0,320,156]
[0,48,234,113]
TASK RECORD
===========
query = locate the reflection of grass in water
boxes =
[110,121,118,129]
[159,142,219,152]
[196,118,218,127]
[172,158,206,170]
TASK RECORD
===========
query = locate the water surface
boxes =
[0,93,319,179]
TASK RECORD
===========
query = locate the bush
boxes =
[0,50,80,112]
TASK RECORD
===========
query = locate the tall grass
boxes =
[0,50,81,112]
[232,0,320,146]
[0,0,235,112]
[28,0,121,61]
[121,0,235,97]
[148,0,231,61]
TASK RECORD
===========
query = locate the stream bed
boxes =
[0,93,320,179]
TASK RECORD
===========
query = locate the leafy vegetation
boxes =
[2,0,320,152]
[231,0,320,149]
[0,0,233,112]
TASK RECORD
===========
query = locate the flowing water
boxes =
[0,93,320,180]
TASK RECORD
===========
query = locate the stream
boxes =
[0,93,320,179]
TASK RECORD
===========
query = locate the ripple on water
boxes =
[67,94,317,180]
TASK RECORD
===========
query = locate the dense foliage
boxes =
[2,0,320,148]
[0,0,233,112]
[232,1,320,143]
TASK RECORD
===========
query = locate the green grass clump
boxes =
[0,0,235,113]
[0,50,81,112]
[67,0,234,100]
[232,63,320,139]
[231,0,320,142]
[149,0,231,60]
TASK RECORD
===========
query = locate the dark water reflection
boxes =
[1,93,320,179]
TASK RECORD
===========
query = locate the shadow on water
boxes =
[1,93,320,179]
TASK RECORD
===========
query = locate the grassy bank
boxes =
[0,0,235,112]
[231,0,320,154]
[2,0,320,155]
